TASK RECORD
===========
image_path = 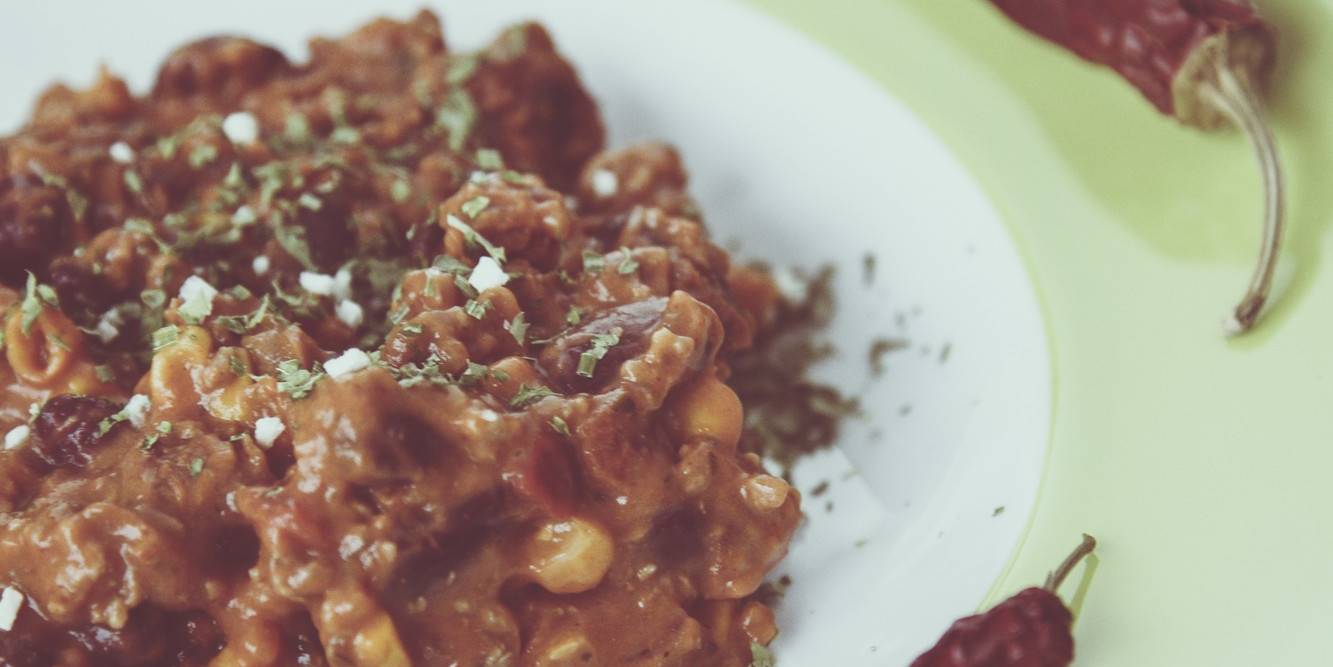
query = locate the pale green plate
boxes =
[745,0,1333,664]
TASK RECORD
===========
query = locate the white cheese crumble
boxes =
[4,425,30,451]
[253,416,286,449]
[232,205,257,225]
[0,587,23,631]
[324,348,371,380]
[299,271,338,296]
[467,256,509,292]
[222,111,260,145]
[335,300,364,328]
[123,394,151,429]
[590,169,619,198]
[95,308,123,344]
[178,276,218,318]
[108,141,135,164]
[252,255,270,276]
[334,267,354,300]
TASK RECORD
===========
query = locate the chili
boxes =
[911,534,1097,667]
[988,0,1283,334]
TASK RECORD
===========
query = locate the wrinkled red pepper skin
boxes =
[910,588,1074,667]
[989,0,1267,116]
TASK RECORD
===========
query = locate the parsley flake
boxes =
[549,416,571,437]
[505,312,527,345]
[276,359,323,400]
[459,361,491,386]
[19,272,59,335]
[475,148,504,170]
[433,255,472,276]
[445,214,506,263]
[461,196,490,219]
[749,642,776,667]
[285,113,312,145]
[151,325,180,351]
[617,248,640,275]
[577,327,623,378]
[436,89,477,152]
[123,170,145,195]
[189,144,219,168]
[141,421,172,451]
[582,250,605,273]
[229,353,248,376]
[463,299,491,320]
[565,307,582,326]
[510,384,555,408]
[189,457,205,477]
[446,54,478,86]
[391,179,412,203]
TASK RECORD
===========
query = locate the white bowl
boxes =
[0,2,1051,663]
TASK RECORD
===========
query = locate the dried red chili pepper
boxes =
[988,0,1283,334]
[911,534,1097,667]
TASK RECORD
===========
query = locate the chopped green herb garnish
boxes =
[459,361,490,386]
[66,190,89,221]
[20,272,59,335]
[216,296,270,334]
[391,179,412,203]
[475,148,504,170]
[297,193,322,210]
[223,162,245,190]
[157,135,180,159]
[276,359,323,400]
[577,327,622,378]
[510,384,556,408]
[229,353,248,376]
[141,421,172,451]
[151,325,180,351]
[273,221,317,271]
[460,196,490,219]
[749,642,776,667]
[401,322,424,336]
[189,457,205,477]
[617,248,640,275]
[123,170,145,194]
[453,275,479,299]
[94,365,115,383]
[565,307,582,326]
[446,54,478,86]
[445,214,506,263]
[463,299,491,320]
[505,312,527,346]
[433,255,472,276]
[141,289,168,309]
[581,250,605,273]
[285,113,312,145]
[189,144,219,168]
[436,89,477,152]
[49,333,70,351]
[549,416,571,437]
[330,126,360,144]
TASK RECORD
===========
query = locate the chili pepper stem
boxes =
[1042,534,1097,593]
[1200,62,1285,336]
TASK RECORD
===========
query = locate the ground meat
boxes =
[0,10,799,667]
